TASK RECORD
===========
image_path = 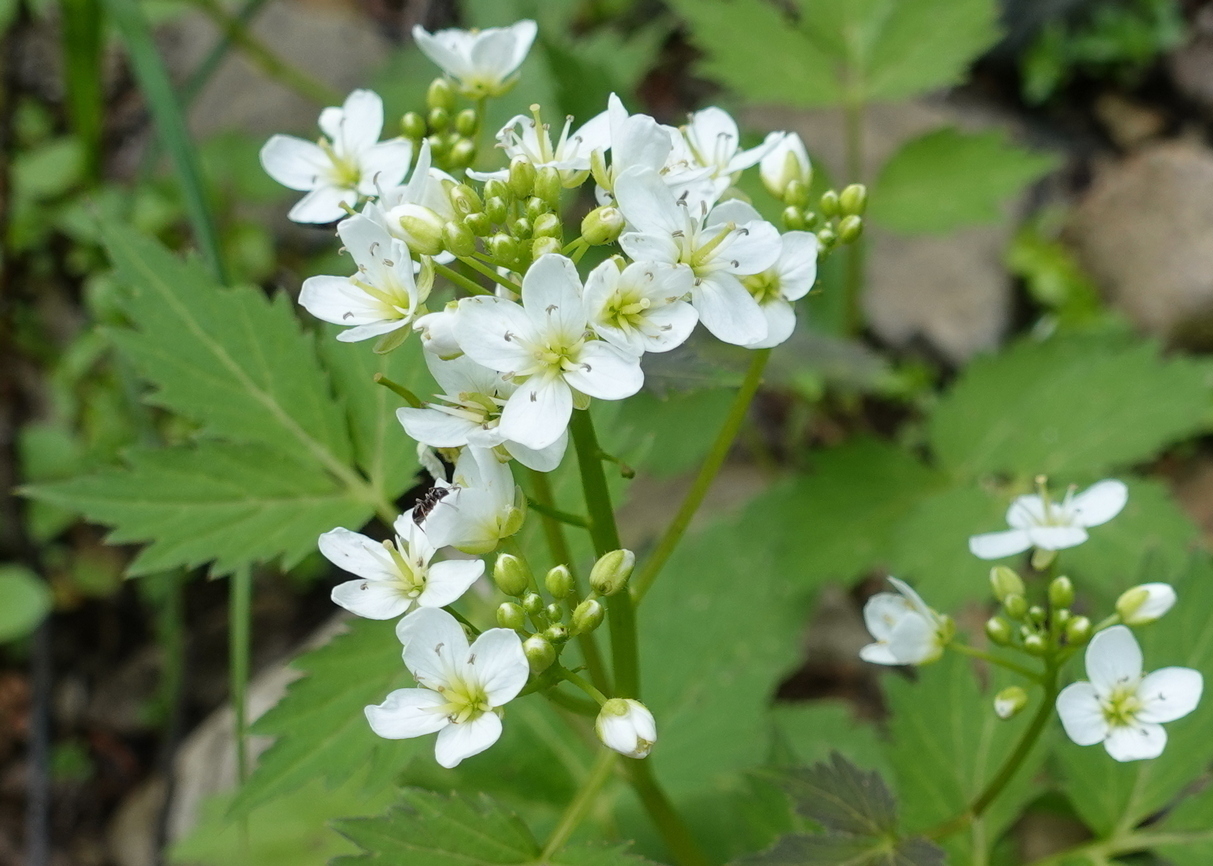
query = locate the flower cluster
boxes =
[258,19,867,769]
[859,477,1202,763]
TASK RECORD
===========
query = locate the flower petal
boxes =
[618,231,679,265]
[457,295,536,373]
[331,578,412,620]
[398,607,470,691]
[434,712,503,768]
[1136,667,1203,724]
[397,406,477,448]
[317,528,396,580]
[1006,495,1047,528]
[1104,721,1167,762]
[418,559,485,608]
[563,341,643,401]
[692,273,767,345]
[1056,681,1109,746]
[504,432,568,472]
[358,139,413,193]
[288,185,353,224]
[614,167,685,236]
[521,254,586,341]
[467,628,529,705]
[887,613,940,664]
[968,529,1031,560]
[499,374,572,450]
[1070,480,1128,528]
[862,592,911,643]
[1086,625,1143,693]
[365,688,449,739]
[746,297,796,350]
[260,135,328,190]
[858,643,901,665]
[1027,525,1088,550]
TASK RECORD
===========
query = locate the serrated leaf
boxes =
[929,335,1213,479]
[231,617,420,814]
[783,753,896,837]
[737,832,945,866]
[24,442,371,576]
[103,225,353,474]
[1058,556,1213,839]
[870,128,1057,234]
[333,789,658,865]
[1151,781,1213,863]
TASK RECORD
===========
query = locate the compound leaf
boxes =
[783,753,896,837]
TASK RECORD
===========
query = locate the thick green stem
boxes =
[627,760,711,866]
[462,255,520,291]
[951,643,1044,683]
[541,749,618,859]
[632,349,771,604]
[229,566,252,785]
[433,261,491,296]
[842,99,865,337]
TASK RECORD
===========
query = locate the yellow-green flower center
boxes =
[604,288,651,332]
[1102,683,1143,727]
[437,678,492,723]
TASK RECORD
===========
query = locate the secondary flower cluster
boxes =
[859,478,1202,763]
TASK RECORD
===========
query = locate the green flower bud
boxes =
[427,106,450,132]
[426,77,455,113]
[1115,583,1176,625]
[1028,605,1046,624]
[819,190,840,217]
[816,227,836,248]
[401,111,428,140]
[985,616,1013,646]
[781,205,806,231]
[1054,608,1071,627]
[543,624,569,643]
[1023,633,1047,655]
[395,204,446,257]
[525,196,550,220]
[485,196,509,225]
[448,139,476,169]
[1049,575,1075,610]
[532,212,562,239]
[544,602,564,622]
[839,183,868,216]
[511,216,533,239]
[450,183,483,216]
[571,599,605,635]
[545,565,574,599]
[532,236,562,259]
[484,178,509,201]
[837,215,864,244]
[994,686,1028,720]
[590,549,635,596]
[1003,593,1028,620]
[442,221,476,257]
[425,134,449,160]
[989,566,1025,603]
[488,233,520,267]
[783,178,810,209]
[582,206,625,245]
[1066,615,1092,644]
[508,157,536,199]
[497,602,526,631]
[523,635,556,674]
[464,212,492,236]
[493,553,530,597]
[1031,548,1057,571]
[535,167,562,209]
[521,592,545,615]
[454,108,479,137]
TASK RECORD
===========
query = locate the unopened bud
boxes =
[838,215,863,244]
[525,196,550,220]
[1023,633,1047,656]
[994,686,1029,720]
[511,216,533,239]
[488,233,520,267]
[508,157,536,198]
[521,592,544,616]
[1031,548,1057,571]
[426,77,455,113]
[1049,575,1075,610]
[816,227,836,248]
[454,108,479,137]
[1066,615,1092,644]
[544,602,564,621]
[989,566,1025,603]
[783,178,810,209]
[759,133,811,200]
[484,178,509,201]
[442,221,476,257]
[545,565,573,599]
[819,190,840,217]
[535,167,562,209]
[571,599,604,634]
[781,206,806,231]
[532,236,562,259]
[426,134,449,159]
[985,616,1013,646]
[401,111,427,140]
[839,183,868,216]
[493,553,530,597]
[533,212,562,239]
[1116,583,1177,625]
[450,184,483,216]
[395,204,446,256]
[596,698,656,759]
[464,212,492,236]
[590,549,635,596]
[497,602,526,631]
[543,624,569,643]
[485,196,508,225]
[448,139,476,169]
[1028,605,1046,624]
[1003,593,1028,620]
[427,106,450,131]
[582,206,625,245]
[523,635,556,674]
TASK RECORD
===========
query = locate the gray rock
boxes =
[1068,140,1213,339]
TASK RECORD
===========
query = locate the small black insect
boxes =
[412,485,453,523]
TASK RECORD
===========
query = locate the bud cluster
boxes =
[401,78,482,171]
[985,567,1088,660]
[781,183,866,252]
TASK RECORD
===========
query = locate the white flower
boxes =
[859,578,950,666]
[412,20,538,98]
[421,446,526,555]
[1116,583,1177,625]
[470,107,611,187]
[740,231,818,349]
[414,303,463,358]
[366,608,529,767]
[260,90,411,224]
[319,517,482,620]
[583,258,697,356]
[298,215,428,342]
[397,353,568,472]
[968,480,1129,560]
[675,107,784,200]
[456,254,643,450]
[759,132,811,200]
[596,698,657,759]
[614,167,781,346]
[364,140,457,261]
[1057,625,1202,762]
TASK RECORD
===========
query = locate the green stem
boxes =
[524,495,588,528]
[540,749,618,859]
[842,99,865,337]
[559,666,609,705]
[181,0,272,106]
[373,373,423,407]
[544,687,600,717]
[433,261,491,296]
[632,349,770,604]
[229,566,252,785]
[627,760,711,866]
[951,643,1044,683]
[463,255,520,291]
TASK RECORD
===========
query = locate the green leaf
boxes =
[232,617,421,814]
[737,833,944,866]
[1152,782,1213,863]
[0,565,51,642]
[885,653,1047,863]
[929,334,1213,479]
[333,789,658,865]
[24,442,371,576]
[671,0,998,108]
[1058,555,1213,839]
[870,128,1057,234]
[770,702,891,778]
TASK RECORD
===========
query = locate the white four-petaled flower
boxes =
[412,21,538,98]
[740,231,818,349]
[260,90,411,224]
[859,578,950,666]
[471,108,610,188]
[675,107,784,201]
[366,608,529,767]
[1056,625,1201,762]
[319,517,482,620]
[420,446,526,555]
[583,258,697,356]
[968,480,1128,560]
